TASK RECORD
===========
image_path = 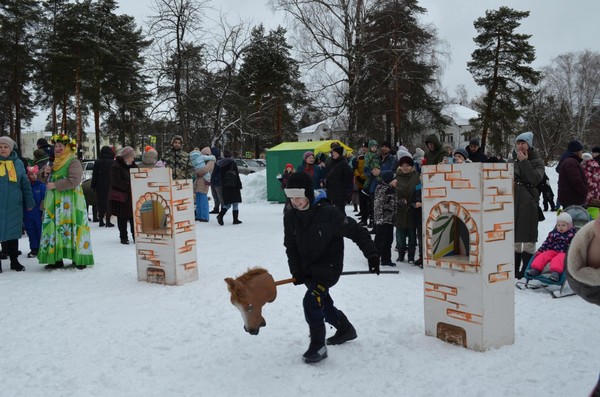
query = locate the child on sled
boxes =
[526,212,576,281]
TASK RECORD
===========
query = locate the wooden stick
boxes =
[274,270,399,286]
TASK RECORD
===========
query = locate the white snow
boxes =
[442,104,480,127]
[1,167,598,397]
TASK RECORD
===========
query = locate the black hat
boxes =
[36,138,49,147]
[592,146,600,155]
[398,156,414,167]
[567,140,584,153]
[284,171,314,203]
[332,146,344,156]
[380,141,391,148]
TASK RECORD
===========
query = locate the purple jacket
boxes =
[538,226,577,253]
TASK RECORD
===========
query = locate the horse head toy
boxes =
[225,268,291,335]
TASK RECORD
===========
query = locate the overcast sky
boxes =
[29,0,600,130]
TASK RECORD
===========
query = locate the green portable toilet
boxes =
[265,140,353,203]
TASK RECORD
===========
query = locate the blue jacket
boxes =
[366,152,398,194]
[24,180,46,223]
[0,151,34,240]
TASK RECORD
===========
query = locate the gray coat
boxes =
[513,149,545,243]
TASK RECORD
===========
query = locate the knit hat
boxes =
[557,212,573,226]
[582,152,593,161]
[380,141,391,148]
[332,146,344,156]
[37,138,49,147]
[454,148,469,160]
[592,146,600,155]
[285,163,294,171]
[515,131,534,148]
[396,145,412,161]
[0,136,15,150]
[201,147,211,155]
[118,146,135,159]
[27,165,39,176]
[284,171,314,203]
[142,146,158,165]
[33,148,49,165]
[469,137,480,147]
[413,148,425,159]
[303,151,314,161]
[398,156,414,167]
[368,139,378,149]
[567,140,584,153]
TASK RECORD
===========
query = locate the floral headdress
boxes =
[50,133,77,149]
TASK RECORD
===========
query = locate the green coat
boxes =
[0,151,34,240]
[162,147,194,180]
[424,134,447,165]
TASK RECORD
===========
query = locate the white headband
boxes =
[284,188,307,198]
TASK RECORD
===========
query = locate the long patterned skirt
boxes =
[37,186,95,266]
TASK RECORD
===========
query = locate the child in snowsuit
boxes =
[526,212,577,281]
[538,173,557,212]
[279,163,294,189]
[283,171,379,364]
[565,216,600,396]
[361,140,379,194]
[23,165,46,258]
[189,149,216,183]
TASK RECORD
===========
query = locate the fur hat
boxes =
[469,137,480,147]
[284,171,314,203]
[398,156,414,167]
[567,140,584,153]
[142,146,158,165]
[304,151,314,161]
[0,136,15,150]
[515,131,534,148]
[454,148,469,160]
[582,152,593,162]
[557,212,573,226]
[332,146,344,156]
[118,146,135,159]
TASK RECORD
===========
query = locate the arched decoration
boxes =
[134,192,172,237]
[424,201,480,272]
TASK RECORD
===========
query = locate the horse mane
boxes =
[227,267,268,302]
[236,267,268,283]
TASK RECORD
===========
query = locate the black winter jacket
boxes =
[91,146,115,212]
[284,199,377,288]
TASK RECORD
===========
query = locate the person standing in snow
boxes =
[283,171,379,364]
[216,150,242,226]
[556,139,588,208]
[512,131,545,279]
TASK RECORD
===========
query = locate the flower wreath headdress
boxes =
[50,133,77,149]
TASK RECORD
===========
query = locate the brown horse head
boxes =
[225,268,277,335]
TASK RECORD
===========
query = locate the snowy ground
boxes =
[1,167,598,397]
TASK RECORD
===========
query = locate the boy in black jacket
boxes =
[283,172,379,364]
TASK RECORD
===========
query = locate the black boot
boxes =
[209,207,220,214]
[7,240,25,271]
[514,252,523,279]
[217,208,228,226]
[0,259,2,273]
[396,249,405,262]
[232,210,242,225]
[44,260,64,270]
[303,325,327,364]
[521,252,533,276]
[326,311,357,345]
[407,246,416,264]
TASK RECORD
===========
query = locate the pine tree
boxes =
[467,6,539,153]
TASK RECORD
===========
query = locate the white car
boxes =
[82,160,94,181]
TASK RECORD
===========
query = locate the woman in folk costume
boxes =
[38,134,94,269]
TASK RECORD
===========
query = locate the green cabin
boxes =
[265,140,353,203]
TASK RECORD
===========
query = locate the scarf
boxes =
[0,160,17,182]
[53,145,75,171]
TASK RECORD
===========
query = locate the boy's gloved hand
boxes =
[368,255,380,275]
[292,271,306,285]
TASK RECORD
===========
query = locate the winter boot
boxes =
[209,206,220,214]
[326,311,357,345]
[232,210,242,225]
[396,249,406,262]
[521,252,533,277]
[303,325,327,364]
[549,271,560,282]
[44,260,64,270]
[407,246,416,264]
[217,208,228,226]
[526,268,541,277]
[8,240,25,271]
[0,259,2,273]
[514,252,523,279]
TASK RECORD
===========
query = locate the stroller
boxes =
[516,205,591,298]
